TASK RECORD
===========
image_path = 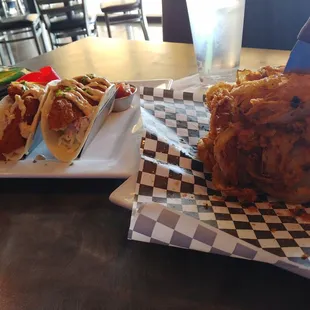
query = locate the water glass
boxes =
[186,0,246,85]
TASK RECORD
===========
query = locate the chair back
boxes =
[34,0,89,33]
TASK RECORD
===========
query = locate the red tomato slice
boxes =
[116,82,132,99]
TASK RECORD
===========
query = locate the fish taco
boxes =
[0,81,45,160]
[41,74,115,162]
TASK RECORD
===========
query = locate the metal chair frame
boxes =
[35,0,94,49]
[1,0,25,17]
[0,14,46,65]
[101,0,149,40]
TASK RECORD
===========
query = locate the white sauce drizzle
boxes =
[78,85,106,101]
[0,82,43,142]
[15,95,26,118]
[0,99,15,140]
[87,82,108,91]
[50,76,111,150]
[90,77,110,87]
[19,122,32,139]
[23,88,44,100]
[52,79,94,116]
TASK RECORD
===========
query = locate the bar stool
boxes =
[100,0,149,40]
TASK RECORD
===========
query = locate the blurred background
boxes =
[0,0,309,65]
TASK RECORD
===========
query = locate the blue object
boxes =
[285,17,310,73]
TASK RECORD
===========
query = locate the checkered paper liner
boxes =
[128,87,310,279]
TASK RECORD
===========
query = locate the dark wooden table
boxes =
[2,38,306,309]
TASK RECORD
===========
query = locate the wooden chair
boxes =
[100,0,149,40]
[35,0,95,49]
[0,14,46,65]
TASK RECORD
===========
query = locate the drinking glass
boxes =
[186,0,246,85]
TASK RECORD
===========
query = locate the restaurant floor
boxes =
[2,22,163,66]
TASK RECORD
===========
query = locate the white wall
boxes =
[85,0,102,18]
[143,0,162,16]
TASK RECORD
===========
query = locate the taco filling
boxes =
[0,81,44,160]
[47,75,110,151]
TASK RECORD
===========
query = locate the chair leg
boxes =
[47,31,55,50]
[54,35,63,48]
[16,0,25,15]
[39,22,48,53]
[1,0,8,18]
[32,25,42,55]
[0,44,5,66]
[4,44,14,65]
[94,20,98,37]
[105,14,112,38]
[3,33,15,65]
[85,16,91,37]
[40,31,47,53]
[139,9,149,40]
[125,25,134,40]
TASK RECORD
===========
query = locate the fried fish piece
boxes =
[198,66,310,203]
[48,98,84,131]
[0,82,44,160]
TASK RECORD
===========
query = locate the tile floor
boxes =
[0,22,163,66]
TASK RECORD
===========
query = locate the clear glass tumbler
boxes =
[186,0,246,85]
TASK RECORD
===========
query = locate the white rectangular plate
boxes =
[109,174,136,209]
[0,79,173,178]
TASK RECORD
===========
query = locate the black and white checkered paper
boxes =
[128,87,310,279]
